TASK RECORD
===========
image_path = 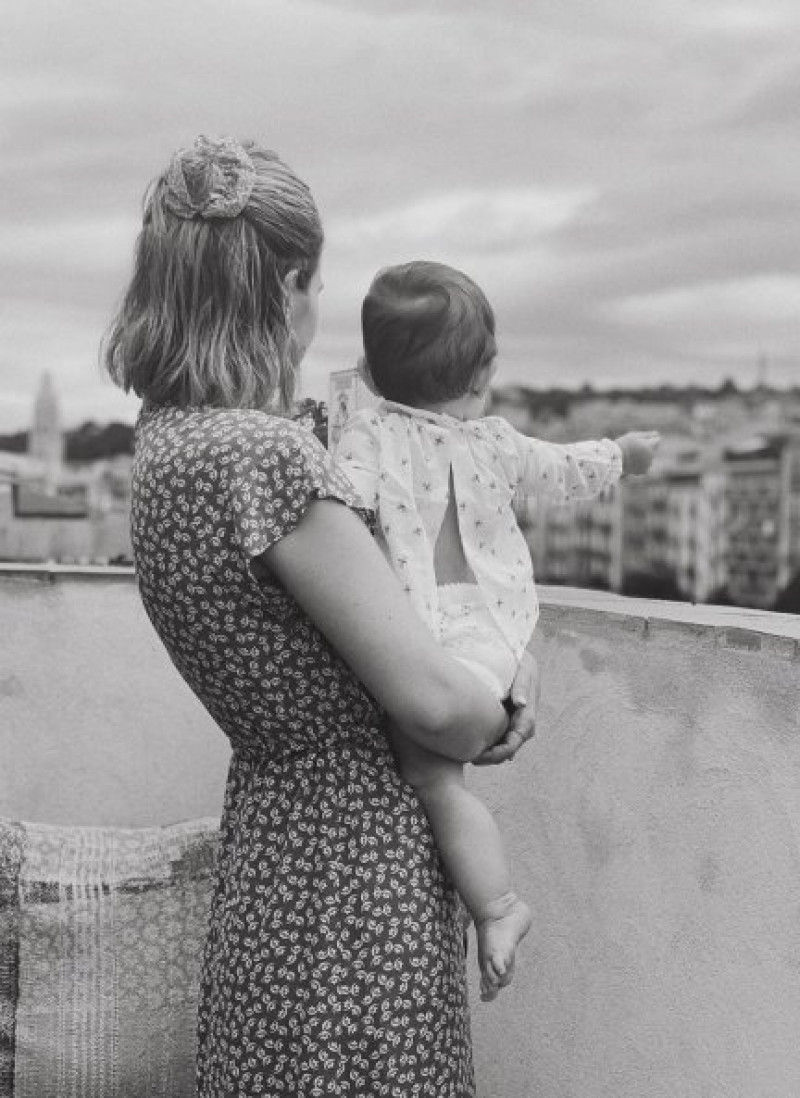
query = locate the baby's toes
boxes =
[495,953,515,988]
[480,977,499,1003]
[488,952,507,981]
[496,967,514,989]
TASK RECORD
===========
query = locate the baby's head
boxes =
[361,261,496,407]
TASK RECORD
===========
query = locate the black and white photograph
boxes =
[1,2,799,1096]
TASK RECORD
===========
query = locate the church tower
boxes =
[29,372,64,489]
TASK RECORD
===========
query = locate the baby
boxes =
[335,260,659,1000]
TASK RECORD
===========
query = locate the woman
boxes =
[104,135,537,1097]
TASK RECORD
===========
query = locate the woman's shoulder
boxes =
[138,404,324,467]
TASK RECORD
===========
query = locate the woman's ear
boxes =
[283,268,301,294]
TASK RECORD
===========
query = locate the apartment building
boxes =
[723,435,800,608]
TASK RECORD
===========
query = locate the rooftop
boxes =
[2,564,798,1098]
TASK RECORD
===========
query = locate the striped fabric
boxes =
[0,818,218,1098]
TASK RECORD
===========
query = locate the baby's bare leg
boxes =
[389,723,531,1001]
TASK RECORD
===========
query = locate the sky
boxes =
[1,0,799,432]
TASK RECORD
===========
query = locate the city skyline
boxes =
[2,0,799,431]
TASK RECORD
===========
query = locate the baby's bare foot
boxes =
[476,892,531,1002]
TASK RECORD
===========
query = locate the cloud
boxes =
[1,0,799,427]
[607,274,800,333]
[0,298,140,432]
[329,186,595,256]
[0,216,141,274]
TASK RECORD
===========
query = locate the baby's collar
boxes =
[379,399,472,428]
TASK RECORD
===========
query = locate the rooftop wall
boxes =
[472,589,800,1098]
[2,567,799,1098]
[0,565,228,827]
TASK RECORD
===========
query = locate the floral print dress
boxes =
[131,405,475,1098]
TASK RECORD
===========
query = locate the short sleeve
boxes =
[332,410,381,513]
[227,419,363,559]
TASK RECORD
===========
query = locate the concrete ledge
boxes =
[3,566,800,1097]
[0,562,135,584]
[2,564,797,637]
[537,583,800,641]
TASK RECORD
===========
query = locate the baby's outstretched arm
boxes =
[514,433,623,506]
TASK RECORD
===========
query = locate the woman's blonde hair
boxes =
[103,136,323,413]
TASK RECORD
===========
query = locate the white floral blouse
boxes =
[335,400,623,660]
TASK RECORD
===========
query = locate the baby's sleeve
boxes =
[333,410,381,514]
[512,431,623,505]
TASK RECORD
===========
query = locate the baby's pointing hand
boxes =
[616,430,661,476]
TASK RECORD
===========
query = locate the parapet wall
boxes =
[0,566,228,827]
[2,568,799,1097]
[470,591,800,1098]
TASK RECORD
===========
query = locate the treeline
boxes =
[493,379,798,419]
[0,422,135,461]
[1,379,797,460]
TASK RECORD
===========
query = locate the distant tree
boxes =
[773,572,800,614]
[65,422,134,461]
[0,431,27,453]
[581,575,610,592]
[706,585,737,607]
[621,569,690,602]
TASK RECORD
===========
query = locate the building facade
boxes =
[723,436,800,608]
[0,376,133,564]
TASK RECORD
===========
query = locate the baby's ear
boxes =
[357,355,379,395]
[470,358,498,396]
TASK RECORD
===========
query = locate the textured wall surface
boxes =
[0,568,228,827]
[2,570,800,1097]
[469,600,800,1098]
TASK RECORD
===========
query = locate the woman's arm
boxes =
[262,499,508,762]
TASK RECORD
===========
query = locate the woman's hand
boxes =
[472,649,541,766]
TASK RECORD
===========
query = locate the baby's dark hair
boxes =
[361,261,496,405]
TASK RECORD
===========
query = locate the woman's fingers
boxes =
[473,651,541,766]
[472,739,515,766]
[472,713,532,766]
[509,650,532,708]
[509,704,535,748]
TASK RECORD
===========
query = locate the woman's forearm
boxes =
[393,659,508,762]
[263,499,507,759]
